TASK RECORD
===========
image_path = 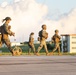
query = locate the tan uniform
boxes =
[1,24,14,54]
[37,30,49,55]
[28,35,35,54]
[52,34,61,54]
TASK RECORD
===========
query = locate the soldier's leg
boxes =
[37,43,43,53]
[0,35,2,47]
[49,43,57,55]
[3,39,13,54]
[28,45,32,55]
[36,42,43,56]
[32,44,36,55]
[52,47,57,52]
[28,48,31,55]
[58,45,60,53]
[43,42,49,55]
[52,43,58,52]
[57,44,61,55]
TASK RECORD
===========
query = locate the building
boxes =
[61,34,76,53]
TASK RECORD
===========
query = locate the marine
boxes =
[36,24,49,56]
[50,29,61,55]
[0,17,15,55]
[28,32,36,55]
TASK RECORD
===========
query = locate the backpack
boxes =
[38,30,48,40]
[39,30,42,37]
[52,35,60,43]
[37,30,42,41]
[0,25,4,33]
[0,25,3,47]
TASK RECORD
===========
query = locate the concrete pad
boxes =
[0,55,76,75]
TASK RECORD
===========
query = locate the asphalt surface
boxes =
[0,55,76,75]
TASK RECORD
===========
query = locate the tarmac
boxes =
[0,55,76,75]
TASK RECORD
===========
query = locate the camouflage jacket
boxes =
[52,34,61,43]
[39,30,48,41]
[2,24,13,35]
[29,36,34,44]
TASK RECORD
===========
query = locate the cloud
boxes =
[1,1,8,7]
[14,0,20,3]
[0,0,48,42]
[0,0,76,42]
[43,8,76,40]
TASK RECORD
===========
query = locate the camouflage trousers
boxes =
[52,43,60,53]
[3,38,13,54]
[28,43,35,53]
[37,40,48,54]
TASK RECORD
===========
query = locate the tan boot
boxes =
[46,53,50,56]
[58,53,62,56]
[49,52,54,56]
[34,52,36,55]
[12,51,16,56]
[36,53,40,56]
[28,53,31,55]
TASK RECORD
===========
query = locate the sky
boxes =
[36,0,76,13]
[37,0,76,19]
[0,0,76,19]
[0,0,76,42]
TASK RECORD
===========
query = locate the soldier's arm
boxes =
[51,39,54,43]
[4,25,12,35]
[10,31,15,36]
[4,25,15,36]
[31,38,34,42]
[57,35,61,39]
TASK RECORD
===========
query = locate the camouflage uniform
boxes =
[1,24,14,54]
[37,30,49,55]
[0,34,2,47]
[51,34,61,55]
[28,35,35,55]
